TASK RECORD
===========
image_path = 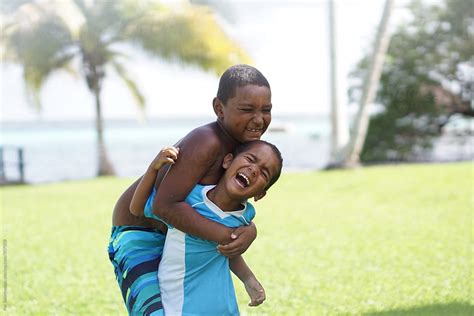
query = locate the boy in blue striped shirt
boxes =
[131,140,282,315]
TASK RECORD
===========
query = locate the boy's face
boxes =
[215,84,272,143]
[221,143,280,201]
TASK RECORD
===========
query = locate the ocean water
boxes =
[0,115,331,184]
[1,114,471,184]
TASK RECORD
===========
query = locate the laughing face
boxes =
[221,142,280,201]
[214,84,272,143]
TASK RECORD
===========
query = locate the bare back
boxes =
[112,121,238,228]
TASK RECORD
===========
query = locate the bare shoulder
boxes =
[183,122,221,145]
[178,122,222,160]
[153,122,226,190]
[154,122,225,201]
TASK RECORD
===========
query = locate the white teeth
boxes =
[247,128,261,132]
[238,172,250,186]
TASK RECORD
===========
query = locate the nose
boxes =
[248,166,257,177]
[252,112,264,125]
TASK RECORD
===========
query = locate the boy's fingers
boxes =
[218,242,242,253]
[231,226,247,239]
[162,146,179,157]
[248,300,261,307]
[166,149,178,159]
[168,153,178,161]
[218,236,245,257]
[218,238,241,250]
[170,147,179,155]
[217,249,240,258]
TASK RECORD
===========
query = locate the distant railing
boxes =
[0,145,25,185]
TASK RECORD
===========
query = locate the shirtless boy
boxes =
[109,64,272,314]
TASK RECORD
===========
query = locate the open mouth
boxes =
[235,172,250,188]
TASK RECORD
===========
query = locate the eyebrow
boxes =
[238,103,272,107]
[247,153,257,160]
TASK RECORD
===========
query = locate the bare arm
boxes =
[153,130,235,244]
[229,256,266,306]
[130,147,178,217]
[229,255,254,283]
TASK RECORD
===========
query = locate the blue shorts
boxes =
[108,226,165,315]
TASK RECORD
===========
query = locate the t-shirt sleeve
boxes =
[143,188,159,220]
[144,188,173,228]
[244,202,256,223]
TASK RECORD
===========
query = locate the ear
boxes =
[213,97,224,119]
[253,191,266,202]
[222,153,234,169]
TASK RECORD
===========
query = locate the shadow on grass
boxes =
[364,302,473,316]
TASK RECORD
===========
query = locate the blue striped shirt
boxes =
[145,184,255,315]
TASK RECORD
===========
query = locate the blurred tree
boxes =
[339,0,394,168]
[348,0,473,163]
[327,0,350,168]
[1,0,250,175]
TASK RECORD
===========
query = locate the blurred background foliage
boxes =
[349,0,473,162]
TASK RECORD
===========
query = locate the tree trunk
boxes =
[93,83,115,176]
[327,0,349,168]
[342,0,395,168]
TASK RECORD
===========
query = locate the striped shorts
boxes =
[108,226,165,315]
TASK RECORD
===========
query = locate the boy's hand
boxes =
[244,277,266,307]
[217,222,257,258]
[151,147,179,170]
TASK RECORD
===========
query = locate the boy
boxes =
[131,140,283,314]
[108,64,272,314]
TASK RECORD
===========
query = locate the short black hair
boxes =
[233,140,283,190]
[217,64,270,104]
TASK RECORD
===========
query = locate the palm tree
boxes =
[327,0,349,168]
[341,0,394,167]
[1,0,250,175]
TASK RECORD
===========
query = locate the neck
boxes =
[216,120,240,147]
[207,184,244,212]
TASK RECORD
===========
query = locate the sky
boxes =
[0,0,422,122]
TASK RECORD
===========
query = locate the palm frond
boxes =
[23,52,76,110]
[73,0,133,45]
[2,0,252,113]
[110,60,145,111]
[2,5,75,108]
[125,3,252,75]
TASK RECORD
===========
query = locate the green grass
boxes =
[1,162,472,315]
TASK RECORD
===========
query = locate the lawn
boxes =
[1,162,472,315]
